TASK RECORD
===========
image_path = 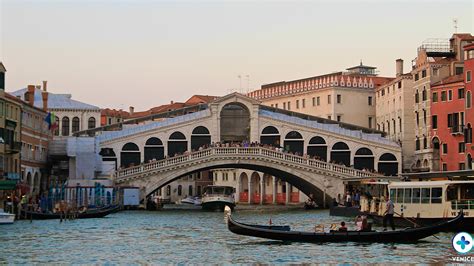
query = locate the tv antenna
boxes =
[453,18,458,33]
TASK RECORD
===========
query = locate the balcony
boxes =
[5,141,22,153]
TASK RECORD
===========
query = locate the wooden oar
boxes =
[394,211,439,239]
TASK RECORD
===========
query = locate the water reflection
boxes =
[0,209,457,264]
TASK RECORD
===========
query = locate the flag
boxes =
[44,112,58,131]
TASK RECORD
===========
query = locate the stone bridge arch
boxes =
[123,158,345,207]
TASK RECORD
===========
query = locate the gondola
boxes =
[225,207,463,243]
[19,205,120,220]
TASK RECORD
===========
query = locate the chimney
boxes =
[42,90,48,111]
[42,80,47,92]
[170,100,174,104]
[129,106,134,115]
[396,59,403,76]
[27,85,35,106]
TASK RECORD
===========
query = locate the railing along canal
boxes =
[115,147,382,181]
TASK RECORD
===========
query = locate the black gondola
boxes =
[19,205,120,220]
[225,208,463,243]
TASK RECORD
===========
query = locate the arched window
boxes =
[354,147,374,170]
[283,131,304,154]
[307,136,327,161]
[144,137,164,162]
[72,117,80,133]
[88,117,96,129]
[330,142,351,166]
[61,117,70,136]
[378,153,398,176]
[168,131,187,157]
[422,88,427,101]
[120,142,140,168]
[191,126,211,151]
[415,90,419,103]
[467,91,472,109]
[260,126,280,147]
[54,117,60,136]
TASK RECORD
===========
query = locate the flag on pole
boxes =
[44,112,58,131]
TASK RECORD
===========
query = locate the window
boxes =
[442,143,448,154]
[61,117,70,136]
[368,96,373,106]
[423,109,426,125]
[421,188,430,203]
[88,117,96,129]
[448,90,453,101]
[287,101,291,110]
[460,163,466,170]
[275,103,278,108]
[422,88,427,101]
[441,91,447,101]
[390,189,396,202]
[448,113,453,127]
[415,138,420,150]
[54,117,59,136]
[404,188,412,204]
[415,90,419,103]
[396,189,404,203]
[312,97,315,106]
[432,92,438,103]
[456,67,464,75]
[381,89,385,96]
[467,91,472,108]
[421,69,427,78]
[283,102,286,110]
[327,95,331,104]
[442,163,448,171]
[458,88,465,99]
[368,117,373,128]
[467,71,472,82]
[431,188,442,203]
[459,142,465,153]
[399,117,402,132]
[108,118,112,124]
[302,99,305,108]
[72,117,80,133]
[412,188,421,203]
[416,111,419,126]
[337,115,341,122]
[398,82,402,89]
[433,68,439,76]
[432,115,438,129]
[423,137,427,149]
[415,73,419,81]
[296,100,299,109]
[317,96,320,106]
[337,94,342,104]
[328,115,332,120]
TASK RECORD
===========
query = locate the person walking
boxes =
[383,197,395,231]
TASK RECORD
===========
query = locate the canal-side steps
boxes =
[114,147,383,183]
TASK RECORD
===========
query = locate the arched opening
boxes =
[378,153,398,176]
[307,136,327,161]
[100,148,117,172]
[239,172,249,202]
[72,117,80,133]
[432,137,440,150]
[88,117,96,129]
[62,116,70,136]
[415,160,421,168]
[330,142,350,166]
[423,159,429,168]
[144,137,164,162]
[466,124,473,143]
[250,172,261,204]
[191,126,211,151]
[168,131,187,157]
[33,172,39,194]
[354,147,374,170]
[120,142,140,168]
[260,126,280,147]
[188,185,193,196]
[283,131,304,155]
[220,103,250,142]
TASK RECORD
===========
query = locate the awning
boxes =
[0,180,17,190]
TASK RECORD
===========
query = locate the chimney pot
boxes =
[396,59,404,76]
[129,106,134,115]
[42,81,47,92]
[27,85,35,106]
[171,101,174,104]
[41,91,48,111]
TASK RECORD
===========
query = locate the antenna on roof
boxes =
[453,18,458,33]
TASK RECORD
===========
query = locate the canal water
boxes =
[0,209,459,264]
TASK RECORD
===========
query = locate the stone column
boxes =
[260,176,264,205]
[248,178,252,204]
[285,182,290,204]
[272,176,276,204]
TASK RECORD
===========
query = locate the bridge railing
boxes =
[115,147,382,181]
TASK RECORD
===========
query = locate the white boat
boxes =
[181,196,201,205]
[202,186,235,211]
[360,180,474,231]
[0,209,15,224]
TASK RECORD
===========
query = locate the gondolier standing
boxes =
[383,197,395,231]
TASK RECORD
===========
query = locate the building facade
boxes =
[465,43,474,169]
[375,59,415,172]
[248,63,393,128]
[412,34,474,172]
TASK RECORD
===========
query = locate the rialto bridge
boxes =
[89,93,401,205]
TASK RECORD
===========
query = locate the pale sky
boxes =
[1,0,472,111]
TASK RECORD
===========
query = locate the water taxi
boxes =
[0,209,15,224]
[201,186,235,211]
[360,180,474,231]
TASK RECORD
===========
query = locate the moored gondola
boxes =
[19,205,120,220]
[225,207,463,243]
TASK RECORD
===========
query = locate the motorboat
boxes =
[181,196,201,205]
[225,206,464,243]
[0,209,15,224]
[202,186,235,211]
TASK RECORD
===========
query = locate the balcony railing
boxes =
[451,200,474,210]
[5,141,22,153]
[451,125,465,135]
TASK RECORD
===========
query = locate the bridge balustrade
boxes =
[115,147,382,182]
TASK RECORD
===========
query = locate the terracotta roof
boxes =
[185,95,218,104]
[464,43,474,51]
[431,74,464,87]
[101,108,130,118]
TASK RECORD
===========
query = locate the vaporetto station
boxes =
[70,93,401,206]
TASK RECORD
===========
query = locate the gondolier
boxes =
[383,197,395,231]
